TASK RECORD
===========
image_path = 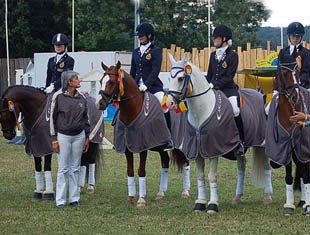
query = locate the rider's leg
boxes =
[154,91,174,151]
[228,96,244,155]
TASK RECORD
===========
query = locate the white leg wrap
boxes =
[304,183,310,205]
[78,166,87,188]
[301,178,305,201]
[286,184,294,205]
[139,177,146,198]
[183,165,191,192]
[210,182,218,202]
[159,168,169,192]
[197,179,207,201]
[44,171,53,192]
[88,163,95,186]
[127,176,136,197]
[35,171,44,192]
[236,170,245,196]
[264,170,273,195]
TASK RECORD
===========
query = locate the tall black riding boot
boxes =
[234,114,245,156]
[163,112,173,151]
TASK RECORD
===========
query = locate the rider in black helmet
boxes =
[45,33,75,93]
[273,22,310,92]
[206,24,244,156]
[130,22,173,151]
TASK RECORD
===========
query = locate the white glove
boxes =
[209,83,214,89]
[139,84,148,92]
[45,84,54,94]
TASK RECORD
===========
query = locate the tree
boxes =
[212,0,270,49]
[141,0,211,51]
[73,0,134,51]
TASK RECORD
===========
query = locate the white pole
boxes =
[134,0,140,49]
[5,0,10,86]
[208,0,211,59]
[280,26,283,48]
[72,0,75,52]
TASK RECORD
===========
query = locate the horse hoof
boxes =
[297,200,305,208]
[283,204,295,216]
[232,195,242,205]
[137,197,146,208]
[127,196,135,205]
[303,205,310,216]
[182,191,190,199]
[207,202,219,214]
[86,185,95,194]
[32,191,43,200]
[43,191,55,200]
[154,192,165,200]
[263,195,273,205]
[193,200,206,212]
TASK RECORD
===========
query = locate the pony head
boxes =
[98,61,124,110]
[277,56,301,106]
[0,97,17,140]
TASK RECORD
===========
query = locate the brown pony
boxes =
[267,58,310,215]
[0,85,102,200]
[98,61,189,207]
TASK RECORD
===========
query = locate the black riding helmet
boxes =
[135,22,155,41]
[287,22,305,37]
[52,33,69,46]
[212,24,232,41]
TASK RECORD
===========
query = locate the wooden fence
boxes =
[0,58,31,94]
[161,41,310,88]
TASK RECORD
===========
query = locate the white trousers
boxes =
[56,131,85,206]
[228,96,240,117]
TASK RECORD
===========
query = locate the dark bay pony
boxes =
[98,61,190,208]
[0,85,102,200]
[265,58,310,215]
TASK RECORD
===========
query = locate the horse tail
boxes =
[293,161,302,191]
[251,146,268,188]
[171,148,188,172]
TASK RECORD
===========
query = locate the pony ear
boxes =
[168,53,176,65]
[183,53,188,64]
[116,61,121,69]
[101,62,108,71]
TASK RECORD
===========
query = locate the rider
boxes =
[273,22,310,94]
[206,24,244,156]
[130,22,173,151]
[45,33,75,93]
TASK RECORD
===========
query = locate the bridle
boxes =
[277,61,300,109]
[167,65,211,105]
[0,99,23,133]
[99,69,140,103]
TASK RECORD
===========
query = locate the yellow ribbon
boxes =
[117,69,125,101]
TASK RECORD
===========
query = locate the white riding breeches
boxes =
[228,96,240,117]
[154,91,168,113]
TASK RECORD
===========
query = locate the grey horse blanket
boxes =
[180,88,266,160]
[170,111,187,150]
[24,93,104,157]
[181,90,240,160]
[239,88,266,147]
[113,92,171,153]
[265,87,310,165]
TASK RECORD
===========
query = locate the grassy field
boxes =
[0,122,309,235]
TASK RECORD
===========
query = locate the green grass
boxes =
[0,123,309,234]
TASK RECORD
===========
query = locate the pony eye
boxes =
[178,76,184,82]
